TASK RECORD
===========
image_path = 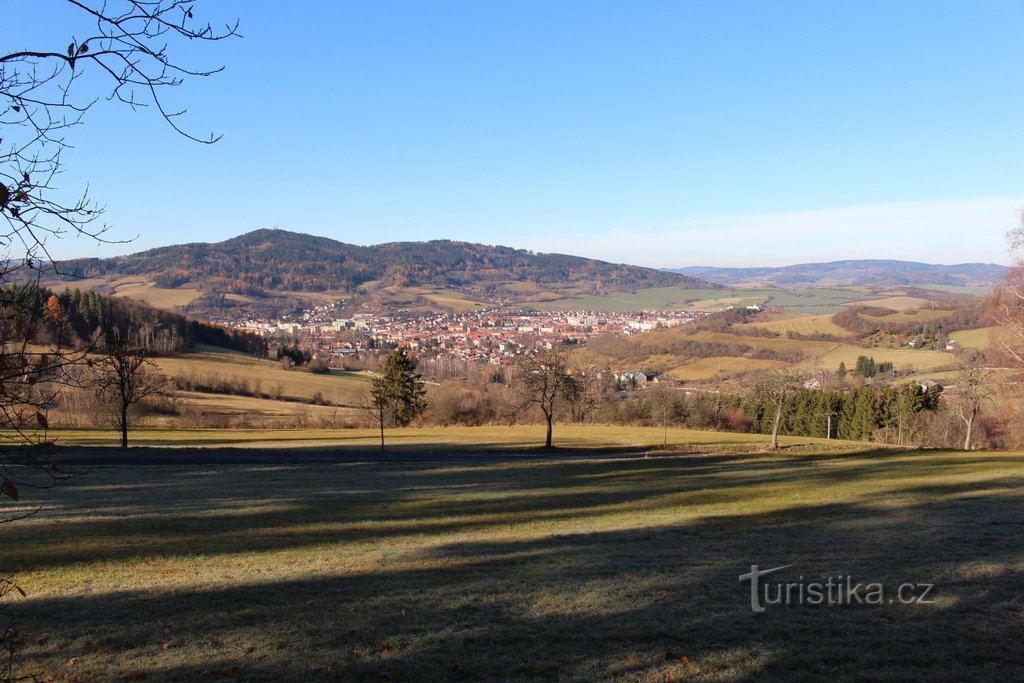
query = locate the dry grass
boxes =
[36,425,807,450]
[860,308,952,323]
[155,392,361,425]
[736,314,852,337]
[949,326,1001,350]
[847,295,936,311]
[667,356,783,381]
[113,282,204,308]
[414,287,485,312]
[3,445,1023,681]
[152,350,370,404]
[804,344,951,374]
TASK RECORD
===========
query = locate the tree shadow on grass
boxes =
[6,453,1024,681]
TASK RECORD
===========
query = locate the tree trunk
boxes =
[545,414,553,449]
[964,414,974,451]
[771,404,783,450]
[379,409,385,451]
[120,404,129,448]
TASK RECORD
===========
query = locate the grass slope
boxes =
[152,350,370,405]
[4,444,1022,680]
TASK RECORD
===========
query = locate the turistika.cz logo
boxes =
[739,564,936,613]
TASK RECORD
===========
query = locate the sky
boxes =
[8,1,1024,267]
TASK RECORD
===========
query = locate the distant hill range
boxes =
[666,260,1008,288]
[56,228,713,296]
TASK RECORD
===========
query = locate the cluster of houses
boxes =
[222,305,704,366]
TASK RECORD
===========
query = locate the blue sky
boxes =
[12,1,1024,266]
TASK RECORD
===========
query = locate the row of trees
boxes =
[367,345,1007,452]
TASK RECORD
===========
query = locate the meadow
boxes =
[151,349,371,405]
[3,434,1022,681]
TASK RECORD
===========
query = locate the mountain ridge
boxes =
[56,228,715,295]
[666,259,1007,287]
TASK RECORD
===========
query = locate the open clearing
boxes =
[39,425,804,450]
[110,280,205,308]
[533,287,871,314]
[4,439,1022,681]
[151,349,370,404]
[667,356,783,381]
[846,295,936,311]
[949,326,1000,350]
[735,313,852,338]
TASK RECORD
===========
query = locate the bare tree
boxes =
[0,2,236,458]
[950,358,994,451]
[91,337,165,448]
[991,212,1024,357]
[753,369,804,450]
[0,3,237,675]
[514,351,577,449]
[2,2,238,267]
[566,362,604,423]
[646,383,678,447]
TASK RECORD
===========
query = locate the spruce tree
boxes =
[369,348,428,450]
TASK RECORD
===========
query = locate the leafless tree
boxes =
[753,369,805,450]
[0,0,237,462]
[566,362,604,423]
[950,357,995,451]
[646,383,679,447]
[514,351,577,449]
[90,336,165,448]
[0,5,236,670]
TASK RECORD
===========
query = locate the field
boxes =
[666,356,783,381]
[801,343,950,374]
[735,313,853,338]
[151,349,371,405]
[641,329,952,379]
[847,295,936,311]
[4,438,1023,680]
[950,326,999,350]
[533,288,747,313]
[859,308,952,323]
[109,279,205,308]
[38,425,799,450]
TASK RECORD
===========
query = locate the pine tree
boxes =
[368,348,428,450]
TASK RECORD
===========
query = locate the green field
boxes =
[5,441,1023,680]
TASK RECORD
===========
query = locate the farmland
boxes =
[533,286,872,314]
[5,442,1022,681]
[150,348,371,405]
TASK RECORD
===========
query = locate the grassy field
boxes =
[38,425,810,450]
[802,344,951,374]
[735,313,852,338]
[666,356,783,381]
[151,349,371,405]
[859,308,952,323]
[847,295,935,311]
[110,280,205,308]
[533,288,746,313]
[3,441,1022,681]
[532,286,874,314]
[950,326,999,350]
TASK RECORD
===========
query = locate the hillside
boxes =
[668,259,1007,288]
[57,228,714,299]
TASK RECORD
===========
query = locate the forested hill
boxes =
[668,259,1007,287]
[57,229,715,294]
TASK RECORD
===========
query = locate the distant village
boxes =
[217,302,711,366]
